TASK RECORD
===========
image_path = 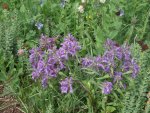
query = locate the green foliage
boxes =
[121,44,150,113]
[0,0,150,113]
[0,9,19,57]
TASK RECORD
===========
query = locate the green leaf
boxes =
[0,71,7,81]
[20,5,26,13]
[106,106,116,113]
[97,74,110,80]
[58,72,66,77]
[94,27,105,54]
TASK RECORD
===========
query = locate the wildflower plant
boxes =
[29,34,80,88]
[1,0,149,112]
[29,33,140,96]
[82,39,140,94]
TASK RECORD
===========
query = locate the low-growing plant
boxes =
[26,34,142,113]
[0,0,150,113]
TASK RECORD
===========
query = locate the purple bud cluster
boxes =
[60,77,73,93]
[102,82,113,94]
[82,39,140,94]
[29,34,80,88]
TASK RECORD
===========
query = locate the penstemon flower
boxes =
[102,81,113,94]
[29,35,139,95]
[29,34,80,88]
[82,39,140,94]
[60,77,73,93]
[113,72,122,83]
[82,57,94,68]
[60,34,81,57]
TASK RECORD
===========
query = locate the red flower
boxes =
[2,3,9,10]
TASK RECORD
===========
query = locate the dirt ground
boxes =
[0,85,23,113]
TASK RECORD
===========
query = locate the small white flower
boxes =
[81,0,86,3]
[78,5,84,13]
[100,0,106,3]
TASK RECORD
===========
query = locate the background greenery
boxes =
[0,0,150,113]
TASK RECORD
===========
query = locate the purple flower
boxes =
[104,66,111,73]
[81,57,94,67]
[102,81,113,94]
[35,22,43,30]
[32,70,40,80]
[81,39,140,94]
[42,76,48,88]
[115,47,123,60]
[60,77,73,93]
[56,48,68,60]
[103,50,115,66]
[122,44,131,61]
[31,60,45,80]
[100,52,115,73]
[61,34,81,56]
[40,35,56,50]
[29,34,80,88]
[29,47,44,69]
[122,61,131,72]
[37,60,45,73]
[122,59,139,78]
[131,59,140,78]
[44,65,58,77]
[113,72,122,83]
[105,39,117,50]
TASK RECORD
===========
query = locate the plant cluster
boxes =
[0,0,149,112]
[29,34,80,88]
[82,39,140,94]
[29,35,140,96]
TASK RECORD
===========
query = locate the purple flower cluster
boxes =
[102,82,113,94]
[29,34,80,88]
[40,34,56,50]
[57,34,81,60]
[82,39,140,94]
[60,77,73,93]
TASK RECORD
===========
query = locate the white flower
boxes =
[78,5,84,13]
[81,0,86,3]
[100,0,106,3]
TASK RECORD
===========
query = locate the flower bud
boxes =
[81,0,86,3]
[100,0,106,3]
[18,49,24,56]
[78,5,84,13]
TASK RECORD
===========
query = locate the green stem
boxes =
[140,9,150,40]
[75,80,94,107]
